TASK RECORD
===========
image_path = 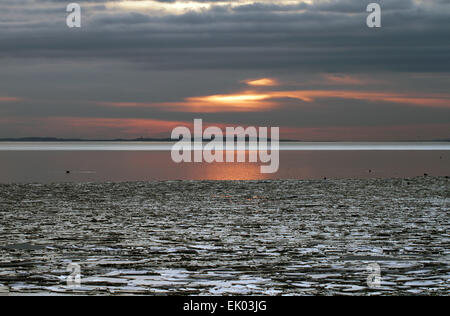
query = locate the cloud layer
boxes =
[1,0,449,71]
[0,0,449,140]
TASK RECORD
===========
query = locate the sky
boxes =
[0,0,449,141]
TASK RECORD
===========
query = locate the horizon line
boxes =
[0,141,449,151]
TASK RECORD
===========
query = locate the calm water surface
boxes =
[0,142,448,183]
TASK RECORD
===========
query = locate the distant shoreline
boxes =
[0,137,449,142]
[0,142,449,151]
[0,137,295,142]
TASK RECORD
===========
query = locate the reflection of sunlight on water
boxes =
[183,150,271,181]
[113,151,271,180]
[0,151,448,183]
[197,163,269,181]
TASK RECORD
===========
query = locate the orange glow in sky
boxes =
[0,97,21,102]
[94,76,450,113]
[245,78,280,87]
[100,88,450,113]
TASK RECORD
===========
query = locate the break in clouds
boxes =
[1,0,450,71]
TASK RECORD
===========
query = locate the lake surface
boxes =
[0,142,449,183]
[0,178,448,295]
[0,143,448,295]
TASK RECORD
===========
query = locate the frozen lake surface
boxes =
[0,177,448,295]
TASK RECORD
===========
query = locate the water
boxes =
[0,142,448,295]
[0,145,448,183]
[0,178,448,295]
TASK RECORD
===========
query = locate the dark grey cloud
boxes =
[0,1,449,139]
[0,0,449,72]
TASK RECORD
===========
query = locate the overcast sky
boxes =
[0,0,449,140]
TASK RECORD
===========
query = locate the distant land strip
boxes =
[0,137,449,142]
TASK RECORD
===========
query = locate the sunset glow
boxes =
[99,87,450,113]
[245,78,280,87]
[0,97,21,102]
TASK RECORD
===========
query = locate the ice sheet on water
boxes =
[0,177,448,295]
